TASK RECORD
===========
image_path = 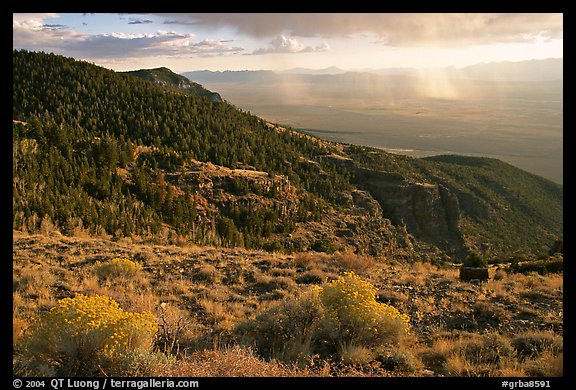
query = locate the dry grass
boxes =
[13,232,563,377]
[527,351,563,377]
[327,252,377,274]
[511,330,563,360]
[160,346,330,377]
[13,313,29,344]
[493,268,507,280]
[193,264,221,283]
[13,265,56,303]
[293,251,377,275]
[339,343,375,366]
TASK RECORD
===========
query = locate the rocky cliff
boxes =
[355,168,465,254]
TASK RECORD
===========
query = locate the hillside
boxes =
[122,67,222,102]
[12,49,562,260]
[345,147,563,258]
[13,231,563,376]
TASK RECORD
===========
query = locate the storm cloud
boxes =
[150,13,563,46]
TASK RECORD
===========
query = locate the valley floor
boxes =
[13,231,563,377]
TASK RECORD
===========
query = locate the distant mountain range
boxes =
[459,58,563,81]
[279,66,346,75]
[184,58,563,82]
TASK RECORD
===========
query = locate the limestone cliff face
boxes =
[356,168,464,251]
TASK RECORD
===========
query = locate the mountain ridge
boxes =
[122,67,222,102]
[183,57,563,81]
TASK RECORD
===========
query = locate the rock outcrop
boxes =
[356,168,465,252]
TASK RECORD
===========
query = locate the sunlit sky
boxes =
[13,13,563,72]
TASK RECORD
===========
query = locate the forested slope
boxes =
[13,50,562,259]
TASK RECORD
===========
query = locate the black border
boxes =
[9,4,570,387]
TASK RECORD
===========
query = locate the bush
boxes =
[95,257,142,279]
[328,253,377,274]
[235,290,323,362]
[319,272,410,347]
[511,332,563,359]
[480,332,515,364]
[472,301,509,326]
[101,350,175,376]
[463,252,488,268]
[237,272,410,364]
[20,294,158,376]
[311,239,338,254]
[454,333,515,366]
[339,343,376,366]
[509,257,563,275]
[376,348,419,373]
[262,240,285,253]
[296,270,326,285]
[193,264,220,283]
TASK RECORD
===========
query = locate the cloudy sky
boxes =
[13,13,563,72]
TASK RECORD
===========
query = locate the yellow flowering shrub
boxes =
[95,257,142,279]
[24,294,157,375]
[320,272,410,346]
[235,273,410,363]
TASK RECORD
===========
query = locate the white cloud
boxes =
[12,13,59,23]
[13,14,86,49]
[13,13,244,60]
[252,34,330,55]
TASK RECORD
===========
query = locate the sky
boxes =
[13,13,563,72]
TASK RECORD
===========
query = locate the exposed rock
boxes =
[319,153,355,169]
[355,167,465,253]
[334,191,354,207]
[351,190,382,216]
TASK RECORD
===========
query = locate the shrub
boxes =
[250,274,295,294]
[463,252,488,268]
[311,239,338,254]
[155,303,197,356]
[235,290,324,362]
[194,264,220,283]
[472,301,509,326]
[262,240,285,253]
[480,332,515,364]
[511,331,563,359]
[237,273,410,364]
[95,257,142,279]
[21,294,158,376]
[493,268,507,280]
[319,272,410,347]
[509,257,563,275]
[525,351,563,377]
[339,343,376,366]
[101,350,175,376]
[375,348,419,373]
[296,270,326,285]
[329,253,377,274]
